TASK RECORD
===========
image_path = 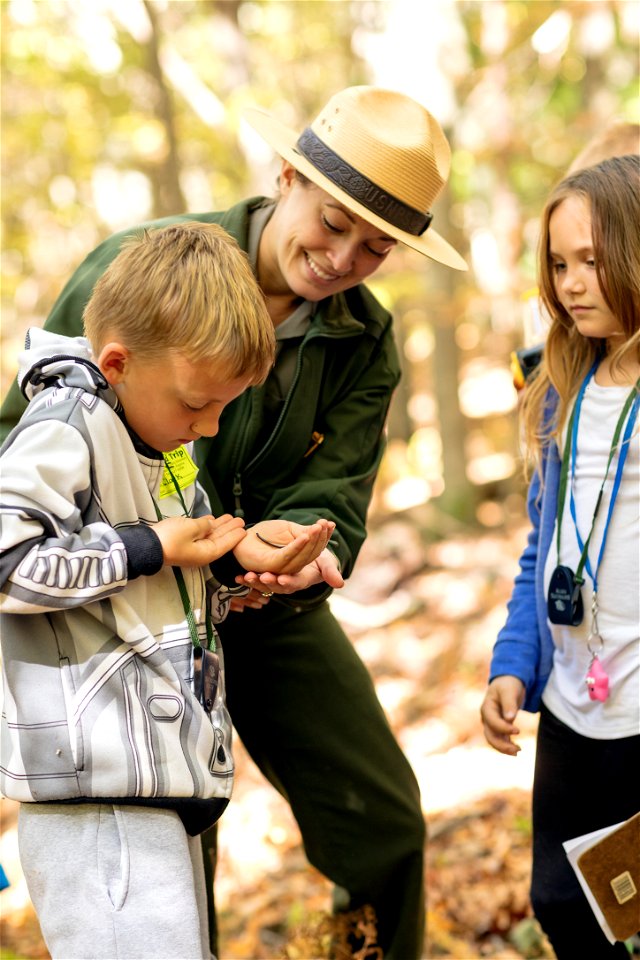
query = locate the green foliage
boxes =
[2,0,638,523]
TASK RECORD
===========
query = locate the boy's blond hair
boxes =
[83,221,275,383]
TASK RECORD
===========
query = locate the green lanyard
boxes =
[152,455,216,652]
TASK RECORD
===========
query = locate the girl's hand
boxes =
[155,514,246,567]
[233,519,335,575]
[480,676,526,756]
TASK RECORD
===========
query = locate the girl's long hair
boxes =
[521,154,640,476]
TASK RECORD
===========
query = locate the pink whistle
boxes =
[586,656,609,702]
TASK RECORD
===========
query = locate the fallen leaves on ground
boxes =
[1,514,554,959]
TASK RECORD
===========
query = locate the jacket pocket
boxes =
[59,656,85,771]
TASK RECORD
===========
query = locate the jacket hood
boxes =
[18,327,115,408]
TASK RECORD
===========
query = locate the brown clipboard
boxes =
[577,812,640,942]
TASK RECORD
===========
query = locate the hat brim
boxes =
[244,107,468,271]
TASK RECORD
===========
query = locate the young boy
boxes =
[0,222,335,959]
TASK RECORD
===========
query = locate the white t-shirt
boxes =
[542,377,640,739]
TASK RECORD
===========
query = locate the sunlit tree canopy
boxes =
[2,0,638,519]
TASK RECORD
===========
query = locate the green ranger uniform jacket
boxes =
[1,198,401,604]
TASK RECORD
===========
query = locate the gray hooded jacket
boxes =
[0,329,244,832]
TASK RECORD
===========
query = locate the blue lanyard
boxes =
[566,366,640,594]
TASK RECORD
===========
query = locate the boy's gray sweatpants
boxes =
[18,802,212,960]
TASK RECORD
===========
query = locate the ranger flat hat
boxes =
[244,85,467,271]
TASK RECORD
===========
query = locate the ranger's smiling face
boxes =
[258,161,397,303]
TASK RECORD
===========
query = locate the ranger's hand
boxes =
[235,547,344,598]
[233,518,335,575]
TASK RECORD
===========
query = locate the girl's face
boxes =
[259,161,397,302]
[548,194,623,348]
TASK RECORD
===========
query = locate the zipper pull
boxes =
[303,431,325,458]
[232,474,244,518]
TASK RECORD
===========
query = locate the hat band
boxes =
[295,128,433,236]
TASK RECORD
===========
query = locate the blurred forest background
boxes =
[1,1,639,958]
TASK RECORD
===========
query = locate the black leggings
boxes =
[531,704,639,958]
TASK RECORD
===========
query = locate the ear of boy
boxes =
[97,342,130,385]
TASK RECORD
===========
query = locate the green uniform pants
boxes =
[208,599,426,959]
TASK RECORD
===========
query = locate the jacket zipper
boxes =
[231,340,307,518]
[230,319,357,518]
[232,474,244,518]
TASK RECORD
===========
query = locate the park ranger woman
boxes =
[1,85,466,958]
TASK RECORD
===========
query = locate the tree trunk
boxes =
[142,0,187,217]
[429,176,475,524]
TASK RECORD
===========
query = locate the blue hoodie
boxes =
[489,430,561,712]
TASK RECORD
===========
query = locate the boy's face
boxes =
[99,345,252,453]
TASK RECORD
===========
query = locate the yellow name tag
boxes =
[159,446,199,499]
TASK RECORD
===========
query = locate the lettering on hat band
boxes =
[295,128,433,236]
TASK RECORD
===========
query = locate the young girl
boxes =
[481,154,640,958]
